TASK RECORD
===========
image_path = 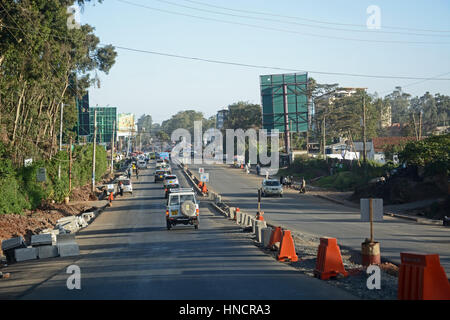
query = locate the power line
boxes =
[3,22,450,83]
[379,71,450,95]
[153,0,450,38]
[182,0,450,34]
[111,44,450,81]
[115,0,450,45]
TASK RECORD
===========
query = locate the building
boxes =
[380,103,392,128]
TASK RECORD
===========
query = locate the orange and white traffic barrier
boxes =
[398,253,450,300]
[314,237,348,280]
[267,226,283,250]
[277,230,298,262]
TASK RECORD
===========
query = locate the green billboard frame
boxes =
[260,72,308,133]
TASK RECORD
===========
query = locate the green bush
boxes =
[0,142,109,214]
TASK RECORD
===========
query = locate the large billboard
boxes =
[77,92,90,136]
[260,72,308,133]
[117,113,135,137]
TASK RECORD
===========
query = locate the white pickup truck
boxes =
[165,188,199,230]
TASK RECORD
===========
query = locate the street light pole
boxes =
[92,110,97,193]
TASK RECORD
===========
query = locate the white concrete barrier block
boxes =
[56,234,76,245]
[57,216,77,224]
[37,245,59,259]
[2,237,26,251]
[255,221,268,243]
[262,227,273,248]
[15,247,38,262]
[57,243,80,257]
[31,234,53,247]
[235,210,241,224]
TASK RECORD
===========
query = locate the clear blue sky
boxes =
[79,0,450,123]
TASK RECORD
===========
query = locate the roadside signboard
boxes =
[24,158,33,167]
[360,198,383,222]
[37,167,46,182]
[200,173,209,182]
[199,168,205,174]
[260,72,308,133]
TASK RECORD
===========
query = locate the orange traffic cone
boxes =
[267,226,283,249]
[256,211,264,221]
[277,230,298,262]
[398,253,450,300]
[314,238,348,280]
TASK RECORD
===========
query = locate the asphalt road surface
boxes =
[187,162,450,277]
[0,161,356,300]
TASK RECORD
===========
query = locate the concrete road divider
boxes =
[56,234,76,245]
[262,227,273,248]
[2,236,26,263]
[398,253,450,300]
[37,245,59,259]
[236,210,242,224]
[31,234,53,247]
[255,221,268,243]
[277,230,298,262]
[14,247,38,262]
[228,207,236,220]
[57,243,80,257]
[82,212,95,223]
[240,213,247,226]
[314,238,348,280]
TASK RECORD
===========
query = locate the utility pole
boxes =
[322,114,326,159]
[283,84,291,158]
[111,120,115,174]
[58,102,64,179]
[419,111,423,140]
[92,110,97,193]
[412,113,419,141]
[69,136,73,193]
[362,93,367,164]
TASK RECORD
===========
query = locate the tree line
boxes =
[0,0,116,167]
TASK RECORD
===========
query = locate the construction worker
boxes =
[108,191,114,206]
[136,167,139,180]
[202,183,208,195]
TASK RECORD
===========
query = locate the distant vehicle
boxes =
[137,160,147,169]
[150,152,156,160]
[261,179,283,197]
[154,169,167,182]
[117,178,133,194]
[163,175,179,188]
[164,183,180,198]
[166,188,199,230]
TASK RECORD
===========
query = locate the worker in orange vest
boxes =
[202,183,208,195]
[108,191,114,206]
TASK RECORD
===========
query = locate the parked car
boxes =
[166,188,199,230]
[118,178,133,195]
[261,179,283,197]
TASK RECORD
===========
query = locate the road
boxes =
[0,161,355,300]
[187,162,450,276]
